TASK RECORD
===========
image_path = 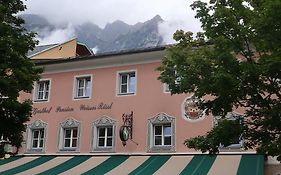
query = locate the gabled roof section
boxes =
[28,38,93,60]
[27,43,59,58]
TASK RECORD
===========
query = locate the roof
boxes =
[77,42,94,56]
[27,38,93,59]
[27,43,59,57]
[34,45,166,65]
[0,154,264,175]
[27,38,77,58]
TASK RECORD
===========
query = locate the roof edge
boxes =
[35,45,166,66]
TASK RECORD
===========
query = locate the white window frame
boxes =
[33,79,51,102]
[58,118,80,152]
[26,120,47,153]
[153,124,172,146]
[174,69,181,84]
[163,83,171,93]
[63,128,78,149]
[116,70,136,96]
[163,68,180,94]
[73,75,92,100]
[92,116,116,152]
[97,126,113,148]
[147,113,175,152]
[31,129,45,149]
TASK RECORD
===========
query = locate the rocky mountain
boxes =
[20,14,55,39]
[21,14,164,53]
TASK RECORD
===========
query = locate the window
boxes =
[32,129,44,149]
[147,113,175,152]
[63,128,78,148]
[154,124,171,146]
[163,83,171,93]
[117,71,136,95]
[58,118,80,152]
[97,127,113,148]
[92,116,116,152]
[163,68,182,94]
[34,80,50,101]
[74,75,91,99]
[213,112,244,150]
[26,120,47,152]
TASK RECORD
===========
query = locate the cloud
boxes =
[37,24,75,45]
[157,1,203,44]
[24,0,210,46]
[91,46,99,54]
[158,18,202,44]
[24,0,202,31]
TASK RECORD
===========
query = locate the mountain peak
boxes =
[104,20,128,28]
[102,20,131,41]
[151,15,163,22]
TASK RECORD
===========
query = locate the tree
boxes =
[158,0,281,160]
[0,0,42,154]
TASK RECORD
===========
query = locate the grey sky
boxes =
[24,0,205,44]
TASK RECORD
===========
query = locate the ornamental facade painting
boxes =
[182,95,206,122]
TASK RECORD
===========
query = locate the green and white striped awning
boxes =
[0,154,264,175]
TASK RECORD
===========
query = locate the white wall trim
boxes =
[25,119,48,153]
[57,118,81,152]
[147,112,176,153]
[91,116,117,153]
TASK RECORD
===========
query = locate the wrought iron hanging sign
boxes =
[119,111,133,146]
[119,126,129,142]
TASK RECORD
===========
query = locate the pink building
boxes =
[2,47,265,174]
[21,46,216,154]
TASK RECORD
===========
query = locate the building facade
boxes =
[19,47,219,154]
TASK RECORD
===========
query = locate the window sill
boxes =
[59,148,79,152]
[92,147,115,153]
[148,145,175,153]
[34,99,48,102]
[74,96,90,100]
[219,143,243,151]
[117,93,135,96]
[25,149,45,153]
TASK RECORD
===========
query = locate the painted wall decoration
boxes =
[32,102,113,115]
[182,95,206,122]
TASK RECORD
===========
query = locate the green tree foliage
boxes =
[0,0,42,152]
[158,0,281,160]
